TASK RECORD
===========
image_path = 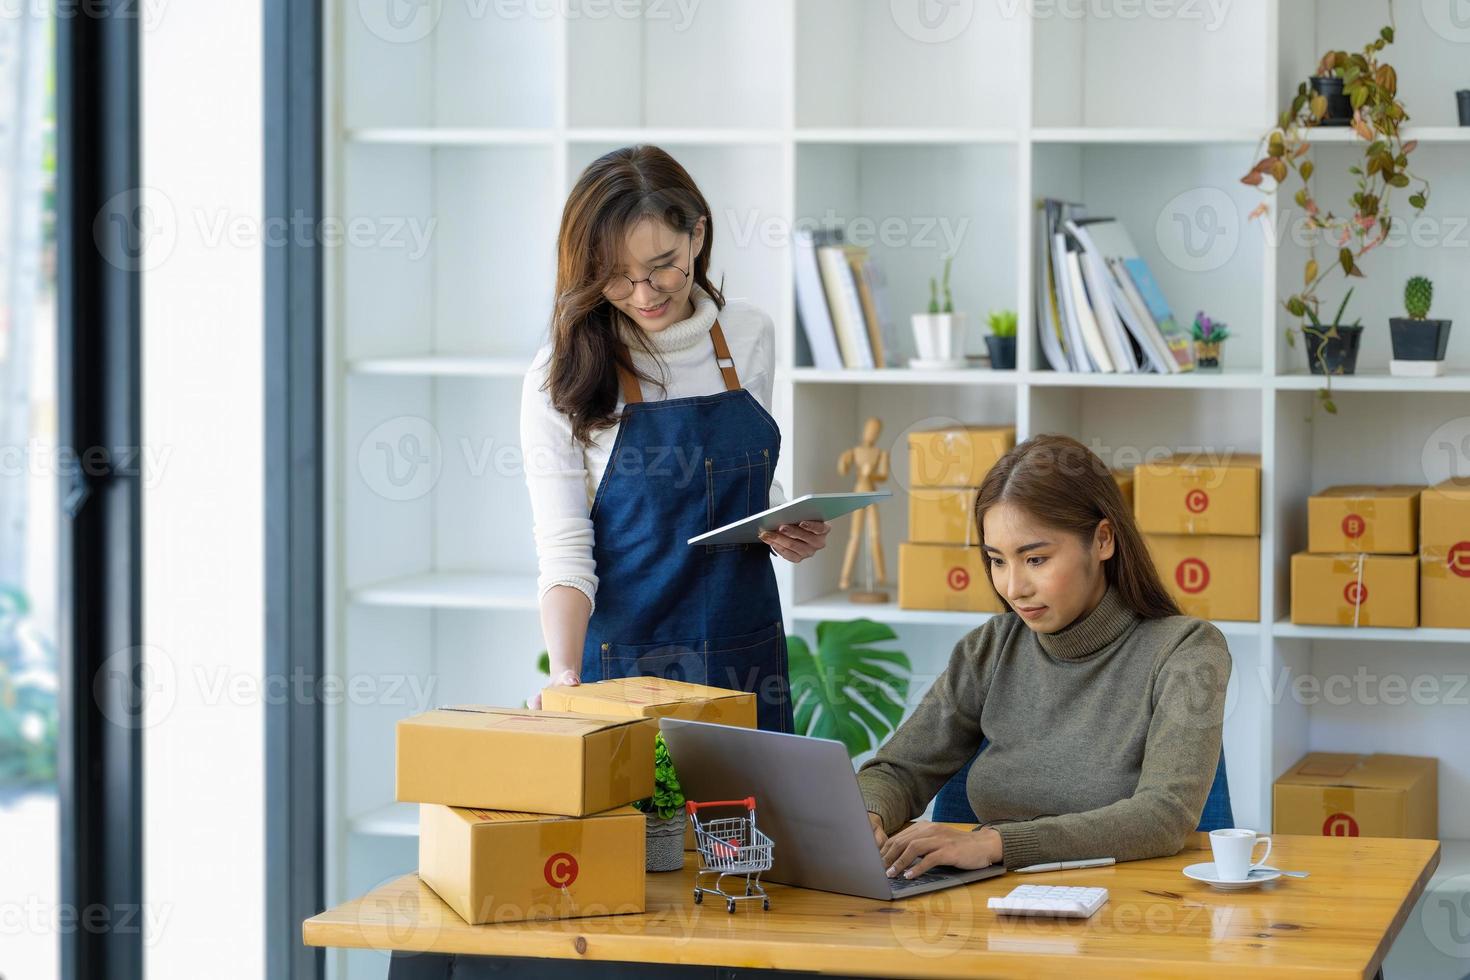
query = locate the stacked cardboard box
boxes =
[541,677,758,850]
[395,706,656,924]
[1420,479,1470,628]
[1274,752,1437,839]
[1136,453,1262,621]
[1292,485,1422,628]
[899,425,1014,612]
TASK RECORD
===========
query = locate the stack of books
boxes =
[793,227,901,370]
[1034,198,1196,374]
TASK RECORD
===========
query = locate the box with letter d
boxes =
[1421,479,1470,628]
[1274,752,1437,839]
[1144,534,1259,621]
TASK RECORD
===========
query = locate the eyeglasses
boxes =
[602,235,693,302]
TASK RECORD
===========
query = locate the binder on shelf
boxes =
[792,226,844,371]
[816,243,875,369]
[1063,243,1115,372]
[1067,218,1137,373]
[1083,217,1194,373]
[1034,199,1072,372]
[848,248,891,369]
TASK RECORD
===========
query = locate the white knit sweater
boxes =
[519,285,786,613]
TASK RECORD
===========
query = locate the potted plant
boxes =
[984,309,1018,370]
[633,731,687,872]
[910,255,966,367]
[1303,287,1364,375]
[1241,15,1429,412]
[1309,68,1353,126]
[1389,276,1452,377]
[787,619,911,757]
[1191,312,1231,370]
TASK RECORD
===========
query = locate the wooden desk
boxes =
[304,831,1440,979]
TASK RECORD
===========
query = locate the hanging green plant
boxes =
[1240,5,1428,413]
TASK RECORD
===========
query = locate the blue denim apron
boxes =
[579,319,793,733]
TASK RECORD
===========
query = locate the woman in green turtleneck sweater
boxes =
[859,434,1231,880]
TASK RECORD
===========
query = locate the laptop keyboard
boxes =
[889,865,963,891]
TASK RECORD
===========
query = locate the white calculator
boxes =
[987,883,1109,918]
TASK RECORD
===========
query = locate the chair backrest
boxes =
[930,741,1234,833]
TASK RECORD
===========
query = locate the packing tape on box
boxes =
[606,723,637,807]
[539,817,586,911]
[1332,554,1367,628]
[1341,497,1379,551]
[1322,787,1358,833]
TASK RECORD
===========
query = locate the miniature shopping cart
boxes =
[686,796,775,913]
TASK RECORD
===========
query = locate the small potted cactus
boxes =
[909,255,967,367]
[1389,276,1452,377]
[1191,312,1231,370]
[984,309,1017,370]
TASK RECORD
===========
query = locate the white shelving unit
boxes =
[324,2,1469,976]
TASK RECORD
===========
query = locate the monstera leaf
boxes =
[787,619,910,758]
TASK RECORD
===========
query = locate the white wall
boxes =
[142,0,264,976]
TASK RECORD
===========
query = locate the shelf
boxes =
[566,127,785,146]
[350,572,539,611]
[345,128,555,146]
[1274,369,1470,393]
[792,592,1259,639]
[1304,126,1470,145]
[348,355,530,378]
[348,802,418,838]
[794,128,1019,145]
[784,367,1012,386]
[1027,369,1265,390]
[1031,127,1264,144]
[1272,620,1470,644]
[791,592,999,627]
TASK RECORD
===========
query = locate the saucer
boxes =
[908,357,971,370]
[1182,862,1281,890]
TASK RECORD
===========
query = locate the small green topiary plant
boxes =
[633,731,686,821]
[986,309,1018,338]
[1403,275,1433,319]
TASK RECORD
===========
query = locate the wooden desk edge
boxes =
[302,833,1444,980]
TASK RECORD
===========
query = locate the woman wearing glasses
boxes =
[520,145,829,732]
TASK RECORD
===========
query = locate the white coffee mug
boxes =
[1209,828,1272,881]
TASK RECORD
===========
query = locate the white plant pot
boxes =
[910,312,967,362]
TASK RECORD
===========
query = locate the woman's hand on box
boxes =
[527,668,580,709]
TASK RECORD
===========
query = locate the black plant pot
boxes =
[1310,76,1352,126]
[1390,317,1453,360]
[1303,324,1364,375]
[1458,89,1470,127]
[985,335,1016,370]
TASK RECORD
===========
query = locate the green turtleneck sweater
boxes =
[856,585,1231,871]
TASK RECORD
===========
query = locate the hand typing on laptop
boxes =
[875,817,1004,880]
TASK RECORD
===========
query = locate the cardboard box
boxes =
[1290,552,1418,628]
[540,676,757,730]
[1420,480,1470,628]
[1273,753,1437,840]
[1144,533,1259,621]
[1134,453,1261,536]
[1307,485,1422,555]
[396,706,655,815]
[419,803,646,924]
[907,425,1015,489]
[898,542,1003,613]
[908,486,979,545]
[1112,469,1135,512]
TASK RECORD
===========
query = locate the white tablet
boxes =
[686,491,892,546]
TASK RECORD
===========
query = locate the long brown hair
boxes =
[545,145,726,445]
[974,434,1181,619]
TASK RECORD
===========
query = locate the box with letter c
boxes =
[897,543,1003,612]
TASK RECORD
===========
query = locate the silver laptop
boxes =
[659,718,1005,900]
